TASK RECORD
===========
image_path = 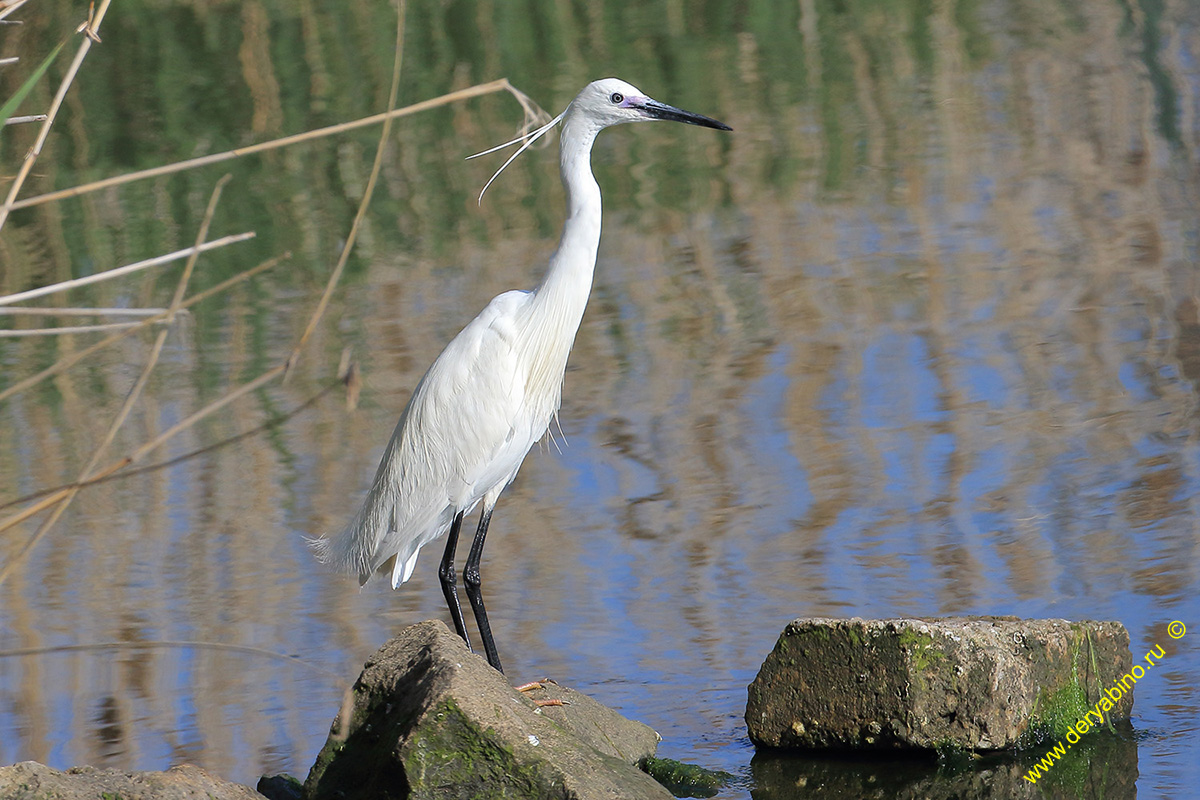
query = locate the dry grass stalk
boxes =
[0,253,284,404]
[1,5,534,599]
[0,377,341,512]
[0,321,151,336]
[0,306,175,316]
[0,174,231,587]
[0,458,126,536]
[4,114,47,125]
[0,232,255,306]
[284,0,406,378]
[5,78,524,214]
[0,0,113,231]
[92,0,412,465]
[0,3,411,566]
[0,0,31,24]
[131,365,284,467]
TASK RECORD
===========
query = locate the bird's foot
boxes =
[515,678,567,707]
[514,677,558,693]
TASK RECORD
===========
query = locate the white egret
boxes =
[311,78,731,673]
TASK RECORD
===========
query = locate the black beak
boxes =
[638,98,732,131]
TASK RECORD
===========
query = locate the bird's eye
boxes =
[610,92,624,105]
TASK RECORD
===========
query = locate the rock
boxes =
[303,620,672,800]
[258,773,304,800]
[640,756,733,797]
[0,761,265,800]
[746,616,1134,752]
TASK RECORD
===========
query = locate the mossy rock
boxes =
[304,620,671,800]
[746,616,1133,752]
[640,756,733,798]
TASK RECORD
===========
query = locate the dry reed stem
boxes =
[0,0,31,24]
[167,174,232,311]
[0,4,416,538]
[0,321,150,336]
[0,377,340,511]
[5,79,520,214]
[4,115,48,125]
[0,0,113,231]
[131,365,284,465]
[284,0,405,378]
[0,307,174,316]
[110,0,411,464]
[1,6,533,588]
[43,2,419,543]
[0,232,255,306]
[0,253,283,404]
[0,175,230,586]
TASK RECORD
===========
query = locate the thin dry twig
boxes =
[0,255,286,535]
[16,0,415,542]
[1,4,416,554]
[0,306,176,317]
[0,377,342,512]
[285,0,406,378]
[75,1,101,43]
[0,254,284,405]
[132,366,285,464]
[0,321,151,336]
[0,0,114,231]
[0,8,541,591]
[0,233,255,306]
[0,175,231,587]
[0,0,31,24]
[4,79,525,213]
[4,115,47,126]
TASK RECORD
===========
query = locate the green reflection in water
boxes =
[1,1,1197,795]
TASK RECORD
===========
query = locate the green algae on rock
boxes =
[746,616,1133,752]
[304,620,671,800]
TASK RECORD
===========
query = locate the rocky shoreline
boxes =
[0,616,1136,799]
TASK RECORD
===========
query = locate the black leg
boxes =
[438,510,471,648]
[463,505,502,673]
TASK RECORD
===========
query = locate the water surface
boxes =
[1,1,1198,797]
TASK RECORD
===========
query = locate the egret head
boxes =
[469,77,730,203]
[569,78,732,132]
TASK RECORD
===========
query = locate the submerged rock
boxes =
[258,773,304,800]
[304,620,672,800]
[640,756,734,798]
[0,761,264,800]
[746,616,1134,752]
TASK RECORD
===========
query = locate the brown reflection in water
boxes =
[91,695,124,761]
[1,0,1198,788]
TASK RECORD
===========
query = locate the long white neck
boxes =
[534,113,602,317]
[517,110,603,418]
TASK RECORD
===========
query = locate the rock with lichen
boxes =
[0,762,265,800]
[303,620,672,800]
[745,616,1134,752]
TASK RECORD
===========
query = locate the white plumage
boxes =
[311,78,730,672]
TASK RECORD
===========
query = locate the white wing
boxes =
[313,290,552,587]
